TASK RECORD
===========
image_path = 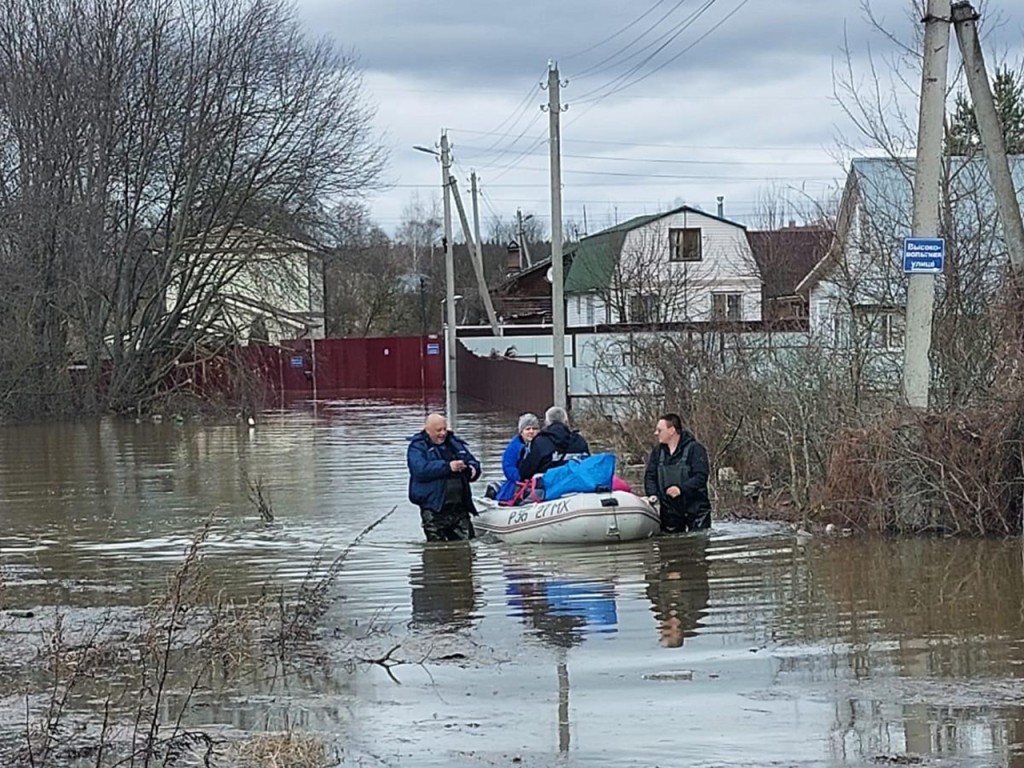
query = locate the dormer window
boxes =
[669,227,702,261]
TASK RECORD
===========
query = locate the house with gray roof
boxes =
[797,155,1021,350]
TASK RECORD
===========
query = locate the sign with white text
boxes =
[903,237,945,274]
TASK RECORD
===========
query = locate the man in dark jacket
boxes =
[407,413,482,542]
[517,406,590,479]
[644,413,712,533]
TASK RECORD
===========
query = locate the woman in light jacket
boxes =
[495,413,541,501]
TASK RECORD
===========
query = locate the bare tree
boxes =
[0,0,386,415]
[831,2,1024,408]
[486,211,547,248]
[395,193,442,274]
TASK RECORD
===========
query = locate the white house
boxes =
[166,226,325,345]
[797,156,1024,354]
[562,205,763,327]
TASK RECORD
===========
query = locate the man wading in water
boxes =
[407,413,481,542]
[643,413,712,533]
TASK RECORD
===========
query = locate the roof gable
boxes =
[797,154,1024,294]
[747,226,832,299]
[563,205,746,293]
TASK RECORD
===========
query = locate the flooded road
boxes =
[3,398,1024,766]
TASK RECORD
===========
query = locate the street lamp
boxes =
[414,137,458,428]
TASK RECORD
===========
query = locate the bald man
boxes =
[407,413,482,541]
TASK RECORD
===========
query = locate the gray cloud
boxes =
[297,0,1024,230]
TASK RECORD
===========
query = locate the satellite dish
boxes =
[545,266,554,283]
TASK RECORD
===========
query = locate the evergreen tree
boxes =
[948,66,1024,155]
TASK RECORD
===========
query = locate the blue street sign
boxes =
[290,355,304,368]
[426,342,440,356]
[903,237,945,274]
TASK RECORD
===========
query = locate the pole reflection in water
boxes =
[644,535,711,648]
[408,542,480,631]
[505,561,619,754]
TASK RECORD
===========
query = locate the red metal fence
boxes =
[188,335,556,413]
[250,335,445,395]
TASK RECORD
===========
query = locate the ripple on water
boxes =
[2,404,1024,766]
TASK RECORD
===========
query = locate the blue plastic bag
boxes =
[541,453,616,501]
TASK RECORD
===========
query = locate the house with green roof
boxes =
[492,204,764,329]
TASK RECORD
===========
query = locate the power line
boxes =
[575,0,753,106]
[572,0,719,101]
[572,0,693,79]
[460,164,840,182]
[454,145,840,168]
[561,0,670,62]
[463,110,547,175]
[446,127,838,153]
[462,66,548,166]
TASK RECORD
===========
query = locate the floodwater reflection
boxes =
[6,403,1024,765]
[644,534,710,648]
[409,542,480,631]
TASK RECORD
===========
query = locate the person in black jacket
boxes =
[517,406,590,479]
[643,413,712,533]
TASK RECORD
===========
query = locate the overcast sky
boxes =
[296,0,1024,236]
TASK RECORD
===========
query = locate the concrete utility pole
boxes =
[547,63,567,410]
[471,171,486,275]
[516,208,533,267]
[952,2,1024,278]
[450,176,501,334]
[902,0,951,409]
[441,132,458,429]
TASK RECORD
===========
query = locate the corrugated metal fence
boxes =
[457,343,554,415]
[253,335,445,395]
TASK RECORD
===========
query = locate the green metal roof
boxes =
[563,230,627,292]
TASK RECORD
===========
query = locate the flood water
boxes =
[4,398,1024,766]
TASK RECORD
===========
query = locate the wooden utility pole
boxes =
[450,176,500,334]
[902,0,951,409]
[547,63,567,410]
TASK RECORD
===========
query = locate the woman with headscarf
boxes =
[494,413,541,502]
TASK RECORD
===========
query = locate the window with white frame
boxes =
[813,298,833,337]
[711,292,742,321]
[854,306,904,350]
[668,227,702,262]
[584,294,596,325]
[629,293,660,324]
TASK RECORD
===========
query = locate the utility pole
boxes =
[547,63,567,410]
[451,176,501,334]
[902,0,951,409]
[516,208,532,267]
[441,132,458,429]
[952,2,1024,278]
[471,171,485,274]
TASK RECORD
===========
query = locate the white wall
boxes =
[461,327,811,402]
[617,210,762,322]
[566,209,763,325]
